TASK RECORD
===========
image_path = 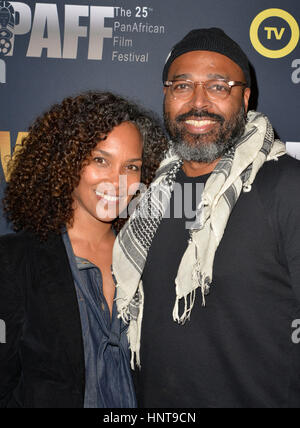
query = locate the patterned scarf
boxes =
[112,111,286,368]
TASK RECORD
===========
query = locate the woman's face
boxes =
[72,122,143,224]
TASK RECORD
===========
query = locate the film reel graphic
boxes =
[0,1,15,58]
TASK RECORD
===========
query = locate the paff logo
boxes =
[6,2,114,59]
[0,0,15,82]
[0,0,15,57]
[250,9,299,58]
[0,1,114,82]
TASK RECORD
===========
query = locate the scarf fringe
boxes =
[127,319,141,369]
[117,307,130,324]
[172,263,211,324]
[172,289,197,324]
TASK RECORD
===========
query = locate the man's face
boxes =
[163,50,251,163]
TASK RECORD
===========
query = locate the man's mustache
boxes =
[175,109,225,124]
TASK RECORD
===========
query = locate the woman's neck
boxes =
[68,205,117,318]
[67,207,114,250]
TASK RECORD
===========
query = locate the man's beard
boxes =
[164,104,247,163]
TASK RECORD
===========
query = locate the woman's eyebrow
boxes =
[94,150,142,163]
[126,158,143,163]
[94,149,112,157]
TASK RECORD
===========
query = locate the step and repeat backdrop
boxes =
[0,0,299,234]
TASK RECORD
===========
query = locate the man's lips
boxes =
[183,118,219,134]
[175,110,224,134]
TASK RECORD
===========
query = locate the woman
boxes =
[0,91,168,408]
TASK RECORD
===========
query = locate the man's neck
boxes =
[182,158,220,177]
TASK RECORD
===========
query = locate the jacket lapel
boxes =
[36,233,85,397]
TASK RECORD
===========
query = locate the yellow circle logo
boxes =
[250,8,299,58]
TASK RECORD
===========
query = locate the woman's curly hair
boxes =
[3,91,169,239]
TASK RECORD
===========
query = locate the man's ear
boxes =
[243,87,251,112]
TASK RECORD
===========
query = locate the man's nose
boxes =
[189,84,211,109]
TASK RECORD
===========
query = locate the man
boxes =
[113,28,300,408]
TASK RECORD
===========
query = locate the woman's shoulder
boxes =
[0,232,38,282]
[0,230,36,245]
[0,230,43,259]
[0,230,66,281]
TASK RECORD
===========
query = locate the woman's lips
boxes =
[95,191,120,204]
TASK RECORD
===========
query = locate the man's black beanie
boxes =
[162,28,251,87]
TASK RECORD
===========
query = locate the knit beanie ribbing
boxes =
[162,28,251,87]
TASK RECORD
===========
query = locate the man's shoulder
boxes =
[256,154,300,187]
[253,154,300,210]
